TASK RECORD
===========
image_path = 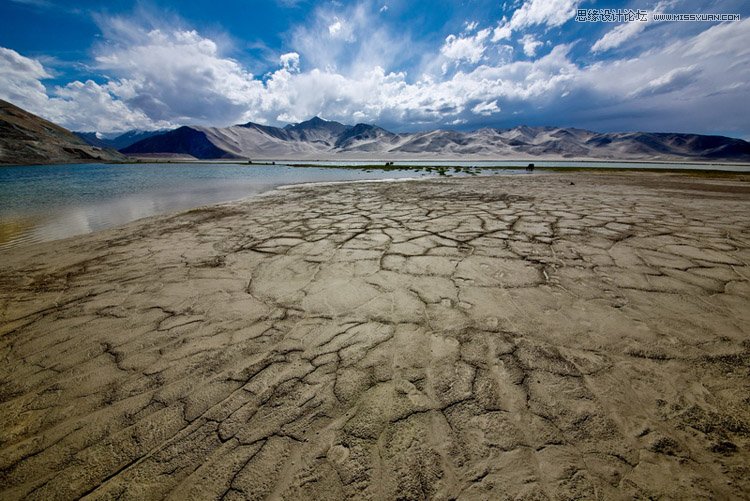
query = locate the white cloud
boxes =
[472,100,501,116]
[509,0,582,30]
[490,0,581,49]
[682,15,750,58]
[573,18,750,133]
[631,65,698,97]
[0,47,158,132]
[328,19,342,35]
[520,34,543,57]
[279,52,300,72]
[590,0,677,54]
[491,21,512,42]
[581,20,750,97]
[291,2,405,72]
[441,28,491,64]
[0,47,51,111]
[48,80,161,132]
[91,21,265,125]
[1,4,748,138]
[327,17,355,42]
[591,21,646,53]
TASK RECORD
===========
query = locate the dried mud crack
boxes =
[1,172,749,500]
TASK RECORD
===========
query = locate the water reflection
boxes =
[0,215,39,247]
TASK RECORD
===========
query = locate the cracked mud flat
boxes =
[1,172,749,500]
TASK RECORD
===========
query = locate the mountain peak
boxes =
[293,116,344,129]
[285,116,351,143]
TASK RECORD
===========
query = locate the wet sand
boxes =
[1,172,749,500]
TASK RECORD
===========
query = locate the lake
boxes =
[1,161,747,249]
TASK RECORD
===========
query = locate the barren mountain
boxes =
[122,117,750,162]
[0,100,126,165]
[4,100,747,164]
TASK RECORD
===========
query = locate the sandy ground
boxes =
[0,172,749,500]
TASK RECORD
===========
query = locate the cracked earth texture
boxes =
[1,172,749,500]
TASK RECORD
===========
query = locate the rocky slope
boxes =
[0,100,126,165]
[122,117,750,162]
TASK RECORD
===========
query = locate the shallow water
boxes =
[0,163,500,249]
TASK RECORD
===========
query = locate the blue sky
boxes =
[1,0,748,138]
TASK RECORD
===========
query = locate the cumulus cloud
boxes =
[491,21,512,42]
[441,28,491,64]
[490,0,581,52]
[4,2,573,131]
[92,21,265,125]
[520,34,543,57]
[277,11,749,135]
[279,52,300,72]
[0,47,52,111]
[509,0,582,30]
[0,47,159,131]
[0,1,747,138]
[47,80,161,132]
[472,100,501,116]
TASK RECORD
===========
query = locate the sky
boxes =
[0,0,748,138]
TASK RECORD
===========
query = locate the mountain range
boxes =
[0,100,125,165]
[117,117,750,162]
[3,98,749,165]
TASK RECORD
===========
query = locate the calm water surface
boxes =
[0,163,504,249]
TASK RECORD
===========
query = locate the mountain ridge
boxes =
[3,99,749,164]
[121,117,750,162]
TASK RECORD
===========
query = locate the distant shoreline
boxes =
[104,157,750,167]
[3,158,750,170]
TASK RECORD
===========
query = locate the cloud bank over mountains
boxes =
[0,0,748,138]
